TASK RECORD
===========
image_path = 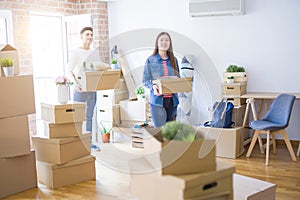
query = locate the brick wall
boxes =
[0,0,109,74]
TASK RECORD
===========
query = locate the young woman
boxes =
[143,32,180,127]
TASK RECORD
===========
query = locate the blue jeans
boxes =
[73,91,96,132]
[150,97,177,127]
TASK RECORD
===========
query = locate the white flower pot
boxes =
[3,66,14,77]
[137,94,146,102]
[57,84,69,104]
[227,79,234,84]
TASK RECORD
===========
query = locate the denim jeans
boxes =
[73,91,96,132]
[150,97,177,127]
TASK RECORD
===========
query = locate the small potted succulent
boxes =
[136,86,145,101]
[0,58,14,77]
[227,76,234,83]
[99,121,112,143]
[110,58,119,70]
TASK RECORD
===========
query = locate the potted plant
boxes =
[0,58,14,77]
[110,58,119,70]
[227,76,234,83]
[136,86,145,101]
[99,121,113,143]
[224,64,247,83]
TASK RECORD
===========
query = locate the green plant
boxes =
[161,121,203,141]
[111,58,118,64]
[227,76,234,79]
[99,121,112,134]
[0,58,14,68]
[226,65,245,72]
[136,86,145,95]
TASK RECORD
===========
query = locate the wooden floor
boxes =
[3,141,300,200]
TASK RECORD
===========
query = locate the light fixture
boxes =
[110,45,118,59]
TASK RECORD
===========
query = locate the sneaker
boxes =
[91,144,101,151]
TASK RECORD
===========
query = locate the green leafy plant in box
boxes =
[161,121,203,141]
[226,65,245,72]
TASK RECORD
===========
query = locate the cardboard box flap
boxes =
[37,155,95,170]
[85,69,121,76]
[153,77,192,84]
[32,133,90,145]
[0,44,17,51]
[41,101,86,110]
[176,161,235,188]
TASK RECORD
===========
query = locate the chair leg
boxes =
[281,129,297,161]
[297,142,300,157]
[265,131,270,166]
[246,130,259,157]
[272,132,276,154]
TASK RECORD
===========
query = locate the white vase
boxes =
[57,84,69,104]
[137,94,145,102]
[3,66,14,77]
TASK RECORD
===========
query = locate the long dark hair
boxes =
[152,32,178,76]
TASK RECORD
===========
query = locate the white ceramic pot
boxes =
[57,84,69,104]
[3,66,14,77]
[227,79,234,84]
[137,94,146,102]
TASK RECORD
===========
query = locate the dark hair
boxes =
[152,32,178,76]
[80,27,93,35]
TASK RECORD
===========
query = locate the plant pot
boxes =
[102,133,110,143]
[227,79,234,84]
[137,94,146,102]
[3,66,14,77]
[57,84,69,104]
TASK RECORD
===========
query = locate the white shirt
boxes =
[68,47,105,90]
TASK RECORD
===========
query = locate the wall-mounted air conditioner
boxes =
[189,0,244,17]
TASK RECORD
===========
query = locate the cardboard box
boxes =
[77,70,121,91]
[41,101,86,124]
[43,121,83,138]
[0,151,37,199]
[225,97,246,106]
[197,126,245,159]
[232,104,246,126]
[130,159,234,200]
[120,100,148,122]
[142,128,216,175]
[96,89,128,108]
[97,104,120,126]
[0,115,31,158]
[0,44,20,77]
[153,77,192,94]
[36,155,95,189]
[223,72,248,83]
[221,82,247,96]
[233,174,276,200]
[32,133,91,164]
[0,75,35,119]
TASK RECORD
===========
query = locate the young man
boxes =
[68,27,103,150]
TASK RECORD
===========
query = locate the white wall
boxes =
[107,0,300,140]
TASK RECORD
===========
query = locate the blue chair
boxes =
[246,93,297,165]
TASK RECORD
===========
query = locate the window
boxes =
[0,10,14,44]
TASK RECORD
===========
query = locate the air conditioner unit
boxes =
[189,0,244,17]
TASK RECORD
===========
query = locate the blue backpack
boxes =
[204,99,234,128]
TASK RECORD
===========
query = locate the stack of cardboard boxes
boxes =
[96,78,128,143]
[196,71,249,159]
[32,101,95,189]
[130,128,236,200]
[0,74,37,198]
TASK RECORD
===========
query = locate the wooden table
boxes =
[241,92,300,155]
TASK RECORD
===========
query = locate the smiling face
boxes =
[81,30,93,47]
[157,34,171,51]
